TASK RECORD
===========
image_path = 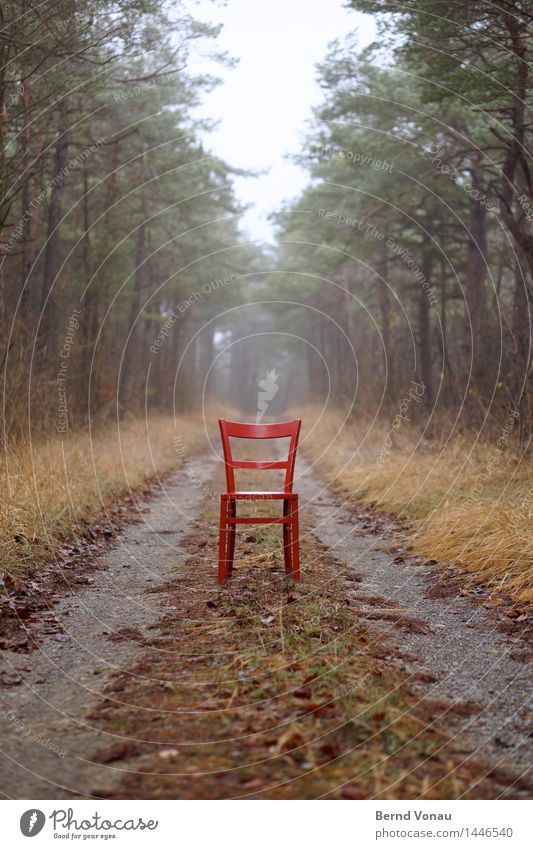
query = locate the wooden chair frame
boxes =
[218,418,301,584]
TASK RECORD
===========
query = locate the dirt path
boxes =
[0,460,216,799]
[0,452,530,799]
[296,458,532,777]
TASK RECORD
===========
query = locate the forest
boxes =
[274,3,532,442]
[0,0,262,433]
[1,2,531,439]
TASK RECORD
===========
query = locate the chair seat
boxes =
[221,491,298,500]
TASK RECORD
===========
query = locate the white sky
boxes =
[187,0,376,243]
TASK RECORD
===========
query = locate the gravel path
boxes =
[297,456,532,786]
[0,461,216,799]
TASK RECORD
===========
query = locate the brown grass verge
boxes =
[0,414,208,582]
[297,406,532,609]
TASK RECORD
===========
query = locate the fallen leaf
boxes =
[158,748,180,760]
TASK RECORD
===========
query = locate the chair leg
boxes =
[291,497,300,581]
[283,499,292,575]
[226,498,236,577]
[218,499,228,584]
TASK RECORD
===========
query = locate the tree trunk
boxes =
[121,219,146,409]
[41,98,69,337]
[511,263,532,445]
[466,152,490,395]
[418,247,433,408]
[376,239,391,394]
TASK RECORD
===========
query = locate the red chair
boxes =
[218,418,301,584]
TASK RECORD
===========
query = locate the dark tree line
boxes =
[0,0,257,438]
[2,2,531,443]
[272,4,532,445]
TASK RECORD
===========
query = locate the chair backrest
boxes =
[219,418,301,493]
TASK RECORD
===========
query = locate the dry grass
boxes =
[299,406,533,607]
[0,413,208,581]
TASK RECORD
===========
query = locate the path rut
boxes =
[298,457,532,782]
[0,461,215,799]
